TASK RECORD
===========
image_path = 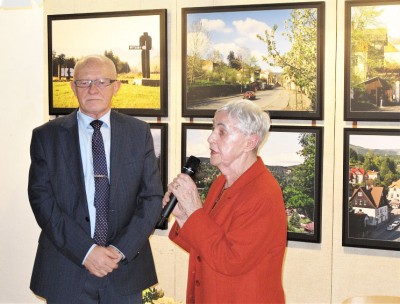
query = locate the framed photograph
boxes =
[344,1,400,121]
[150,123,168,191]
[343,128,400,251]
[182,123,323,243]
[181,2,325,119]
[47,10,167,116]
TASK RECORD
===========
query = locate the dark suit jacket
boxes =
[28,110,163,301]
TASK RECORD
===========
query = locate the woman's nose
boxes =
[207,132,214,143]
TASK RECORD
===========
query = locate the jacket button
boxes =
[195,280,200,287]
[85,217,90,222]
[197,256,201,262]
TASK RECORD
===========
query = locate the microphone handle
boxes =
[155,156,200,230]
[156,195,178,229]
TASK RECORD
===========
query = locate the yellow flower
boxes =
[153,297,181,304]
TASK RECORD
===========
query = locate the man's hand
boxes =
[108,246,124,263]
[84,246,121,277]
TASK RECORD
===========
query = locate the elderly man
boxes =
[28,55,163,303]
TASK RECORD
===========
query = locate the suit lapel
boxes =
[59,111,88,208]
[109,111,126,218]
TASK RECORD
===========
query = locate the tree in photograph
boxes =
[236,47,252,89]
[350,6,383,85]
[283,133,316,220]
[221,65,239,84]
[288,210,301,231]
[349,148,359,165]
[379,157,397,187]
[104,50,130,74]
[227,51,241,70]
[362,150,379,172]
[187,20,211,85]
[196,162,220,201]
[209,49,224,66]
[52,52,76,80]
[207,49,225,83]
[236,46,260,88]
[257,8,319,108]
[52,52,65,79]
[349,147,365,165]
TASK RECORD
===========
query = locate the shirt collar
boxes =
[77,109,111,129]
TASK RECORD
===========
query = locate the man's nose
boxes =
[88,82,99,93]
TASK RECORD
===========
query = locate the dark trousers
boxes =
[47,272,142,304]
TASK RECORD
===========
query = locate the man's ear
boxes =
[70,81,78,96]
[113,81,121,96]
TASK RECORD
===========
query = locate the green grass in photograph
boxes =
[52,81,78,108]
[52,80,160,109]
[113,84,160,109]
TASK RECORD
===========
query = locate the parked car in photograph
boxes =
[386,224,395,231]
[243,91,256,100]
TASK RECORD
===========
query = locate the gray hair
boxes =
[216,100,271,150]
[73,54,117,78]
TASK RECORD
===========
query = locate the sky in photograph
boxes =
[51,15,161,69]
[362,5,400,42]
[151,128,161,156]
[350,134,400,151]
[186,128,305,167]
[187,8,301,71]
[186,129,211,158]
[260,132,304,166]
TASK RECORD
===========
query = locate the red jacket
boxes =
[170,157,287,303]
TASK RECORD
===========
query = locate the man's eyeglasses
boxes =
[74,78,117,88]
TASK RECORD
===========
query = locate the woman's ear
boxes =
[244,134,259,152]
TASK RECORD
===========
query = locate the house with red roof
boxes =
[349,167,366,185]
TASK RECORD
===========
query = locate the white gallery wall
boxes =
[0,0,398,303]
[0,5,45,303]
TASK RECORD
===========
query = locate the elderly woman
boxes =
[164,100,287,303]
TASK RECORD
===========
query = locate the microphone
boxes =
[155,156,201,230]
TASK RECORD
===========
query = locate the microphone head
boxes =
[182,156,201,176]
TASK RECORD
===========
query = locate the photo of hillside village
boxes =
[345,132,400,245]
[185,126,322,241]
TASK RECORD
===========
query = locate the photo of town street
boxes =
[187,86,311,111]
[183,4,322,118]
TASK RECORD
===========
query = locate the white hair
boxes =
[215,100,271,150]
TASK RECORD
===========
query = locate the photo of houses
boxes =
[345,130,400,247]
[348,3,400,116]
